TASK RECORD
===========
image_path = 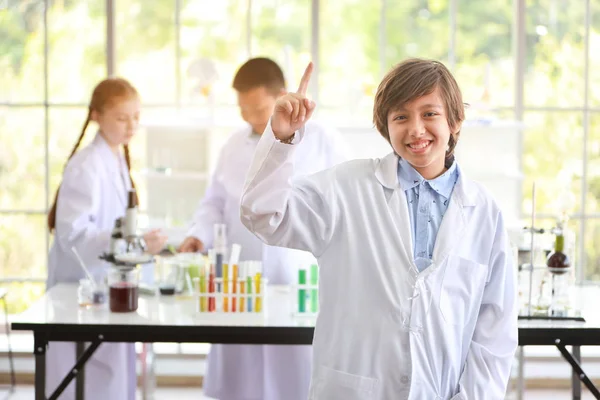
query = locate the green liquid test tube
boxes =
[298,269,306,313]
[310,264,318,313]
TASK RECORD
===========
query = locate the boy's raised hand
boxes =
[272,62,317,141]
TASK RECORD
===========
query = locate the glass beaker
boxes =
[157,258,180,295]
[78,279,107,308]
[108,267,140,312]
[176,253,203,296]
[549,270,572,317]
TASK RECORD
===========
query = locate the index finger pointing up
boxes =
[297,62,314,95]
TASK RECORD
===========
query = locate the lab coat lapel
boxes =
[432,169,479,263]
[375,153,414,267]
[93,134,127,208]
[433,196,466,263]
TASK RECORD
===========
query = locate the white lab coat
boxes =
[46,134,137,400]
[188,122,347,400]
[240,124,519,400]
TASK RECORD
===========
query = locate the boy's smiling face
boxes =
[386,87,459,180]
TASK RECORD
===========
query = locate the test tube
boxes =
[239,263,246,312]
[298,268,307,313]
[232,262,238,312]
[247,263,253,312]
[310,264,318,313]
[223,263,229,312]
[208,250,215,312]
[228,245,241,314]
[199,266,207,312]
[254,262,262,313]
[200,269,208,312]
[193,277,201,311]
[214,224,227,279]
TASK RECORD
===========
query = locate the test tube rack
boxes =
[193,277,268,315]
[192,260,267,317]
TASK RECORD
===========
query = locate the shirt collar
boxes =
[397,158,459,199]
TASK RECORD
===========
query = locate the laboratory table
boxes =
[11,284,600,400]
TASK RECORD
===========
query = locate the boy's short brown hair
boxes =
[373,59,465,159]
[232,57,286,95]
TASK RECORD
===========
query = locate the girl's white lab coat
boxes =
[188,121,347,400]
[47,134,137,400]
[240,124,518,400]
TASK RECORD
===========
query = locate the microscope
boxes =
[123,189,147,254]
[103,189,148,265]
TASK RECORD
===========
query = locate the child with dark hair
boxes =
[241,59,518,400]
[180,58,348,400]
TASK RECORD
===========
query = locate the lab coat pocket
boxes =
[314,365,380,400]
[439,255,488,326]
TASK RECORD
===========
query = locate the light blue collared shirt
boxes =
[397,158,460,272]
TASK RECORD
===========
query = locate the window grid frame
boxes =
[0,0,598,284]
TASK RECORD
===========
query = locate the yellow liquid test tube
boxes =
[232,264,238,312]
[199,274,206,312]
[223,263,229,312]
[239,278,245,312]
[254,273,262,312]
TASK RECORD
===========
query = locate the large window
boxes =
[2,0,600,313]
[522,0,598,281]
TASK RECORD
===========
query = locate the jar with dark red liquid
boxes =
[108,268,139,312]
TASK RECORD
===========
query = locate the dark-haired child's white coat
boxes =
[241,122,518,400]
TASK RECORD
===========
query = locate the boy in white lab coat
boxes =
[179,58,347,400]
[240,59,518,399]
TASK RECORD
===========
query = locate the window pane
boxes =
[584,219,600,281]
[252,0,311,89]
[586,113,600,213]
[525,0,586,107]
[180,0,248,108]
[116,0,176,104]
[456,0,514,109]
[522,112,583,215]
[591,0,600,107]
[319,0,381,125]
[0,107,46,210]
[386,1,450,65]
[0,214,47,279]
[48,107,94,200]
[1,282,45,314]
[47,1,106,103]
[0,1,45,102]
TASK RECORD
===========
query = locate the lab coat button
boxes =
[401,375,410,384]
